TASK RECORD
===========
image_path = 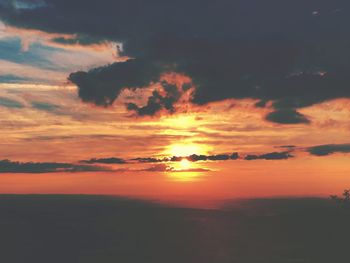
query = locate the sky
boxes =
[0,0,350,205]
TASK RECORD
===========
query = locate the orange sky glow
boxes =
[1,18,350,207]
[1,81,350,206]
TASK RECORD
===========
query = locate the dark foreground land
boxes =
[0,195,349,263]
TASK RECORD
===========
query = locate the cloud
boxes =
[140,163,210,173]
[307,144,350,156]
[31,101,60,112]
[187,153,239,162]
[0,159,111,173]
[0,59,66,84]
[80,157,127,164]
[5,143,350,174]
[96,163,211,173]
[132,151,297,163]
[0,74,33,84]
[0,96,24,108]
[244,151,294,161]
[93,150,296,165]
[133,152,240,163]
[1,21,119,57]
[141,164,172,172]
[0,23,120,84]
[2,0,350,123]
[132,157,164,163]
[68,59,163,106]
[12,0,47,10]
[265,109,310,124]
[126,81,190,116]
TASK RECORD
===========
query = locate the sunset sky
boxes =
[0,0,350,205]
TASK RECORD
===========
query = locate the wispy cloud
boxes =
[0,96,24,108]
[0,22,121,84]
[0,159,111,173]
[80,157,127,164]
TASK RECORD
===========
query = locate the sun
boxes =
[166,143,209,157]
[179,158,191,169]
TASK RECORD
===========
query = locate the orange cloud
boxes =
[2,23,122,57]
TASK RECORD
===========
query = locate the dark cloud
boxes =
[307,144,350,156]
[245,152,294,161]
[2,0,350,123]
[31,101,60,112]
[187,153,239,162]
[186,155,209,162]
[68,59,164,107]
[133,152,240,163]
[76,162,211,173]
[169,156,183,162]
[52,34,106,46]
[230,153,240,160]
[141,164,210,173]
[12,0,47,10]
[132,156,184,163]
[135,152,299,163]
[0,96,24,109]
[80,157,127,164]
[132,157,164,163]
[126,82,188,116]
[0,159,111,173]
[78,151,295,166]
[266,109,310,124]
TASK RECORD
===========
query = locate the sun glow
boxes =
[162,115,196,128]
[168,144,201,156]
[169,159,203,182]
[179,158,191,169]
[166,143,209,157]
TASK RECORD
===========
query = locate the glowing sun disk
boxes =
[179,159,191,169]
